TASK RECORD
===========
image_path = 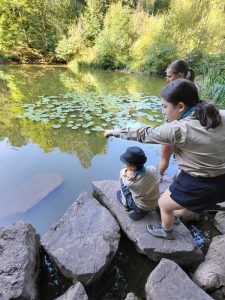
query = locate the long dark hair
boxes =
[168,59,196,82]
[160,79,222,129]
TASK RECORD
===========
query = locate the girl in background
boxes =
[158,60,196,177]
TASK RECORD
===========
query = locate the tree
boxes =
[94,2,132,68]
[0,0,83,61]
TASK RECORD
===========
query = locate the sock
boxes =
[162,225,173,233]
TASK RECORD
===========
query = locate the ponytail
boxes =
[186,68,196,82]
[195,100,222,129]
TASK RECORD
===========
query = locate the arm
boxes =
[120,168,136,182]
[158,144,173,175]
[104,125,175,144]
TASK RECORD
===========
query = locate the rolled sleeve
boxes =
[115,123,187,145]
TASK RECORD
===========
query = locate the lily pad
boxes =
[52,124,61,129]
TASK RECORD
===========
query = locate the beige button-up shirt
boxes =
[113,111,225,177]
[121,166,160,211]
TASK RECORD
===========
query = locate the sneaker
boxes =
[128,210,147,221]
[146,223,174,240]
[116,190,129,209]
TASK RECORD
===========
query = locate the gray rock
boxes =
[145,258,213,300]
[214,211,225,233]
[55,282,88,300]
[193,235,225,299]
[92,180,202,266]
[124,292,139,300]
[0,221,40,300]
[41,192,120,285]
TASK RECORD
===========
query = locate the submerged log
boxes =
[2,173,63,216]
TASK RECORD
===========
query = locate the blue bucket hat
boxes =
[120,146,147,166]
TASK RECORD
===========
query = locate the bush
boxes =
[198,62,225,107]
[55,20,89,62]
[130,14,164,71]
[93,3,132,69]
[144,41,178,74]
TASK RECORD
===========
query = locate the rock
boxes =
[0,221,40,300]
[41,192,120,285]
[92,180,202,266]
[2,173,64,217]
[55,282,88,300]
[124,292,139,300]
[193,235,225,299]
[145,258,213,300]
[214,211,225,233]
[159,174,173,194]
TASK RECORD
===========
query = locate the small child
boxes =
[117,146,160,220]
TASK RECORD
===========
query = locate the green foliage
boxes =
[93,2,132,69]
[55,0,108,62]
[0,0,83,62]
[144,42,178,74]
[197,55,225,107]
[0,0,224,78]
[137,0,170,13]
[130,14,165,71]
[184,50,205,69]
[164,0,225,56]
[55,20,89,62]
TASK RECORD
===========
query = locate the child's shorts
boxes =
[169,170,225,213]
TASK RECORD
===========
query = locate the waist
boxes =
[180,170,225,181]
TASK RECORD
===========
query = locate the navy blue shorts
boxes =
[169,170,225,213]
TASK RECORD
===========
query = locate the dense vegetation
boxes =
[0,0,225,104]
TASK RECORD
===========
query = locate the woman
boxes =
[158,59,196,176]
[104,79,225,239]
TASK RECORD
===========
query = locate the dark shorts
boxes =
[169,170,225,213]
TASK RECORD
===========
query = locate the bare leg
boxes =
[174,208,193,217]
[158,188,189,228]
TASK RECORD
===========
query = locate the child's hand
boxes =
[120,168,127,177]
[126,170,136,181]
[104,130,114,138]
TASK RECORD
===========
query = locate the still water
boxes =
[0,65,177,235]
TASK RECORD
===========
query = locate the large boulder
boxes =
[92,180,202,266]
[193,235,225,299]
[0,221,40,300]
[145,258,213,300]
[41,192,120,285]
[214,211,225,233]
[55,282,88,300]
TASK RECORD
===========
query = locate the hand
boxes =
[104,130,114,138]
[126,170,136,181]
[120,168,127,177]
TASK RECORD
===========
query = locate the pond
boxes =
[0,65,178,235]
[0,65,219,299]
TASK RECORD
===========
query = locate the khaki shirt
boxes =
[121,166,160,211]
[114,111,225,177]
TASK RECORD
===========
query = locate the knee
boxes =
[158,197,173,214]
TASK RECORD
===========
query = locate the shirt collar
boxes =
[180,106,196,120]
[134,166,146,175]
